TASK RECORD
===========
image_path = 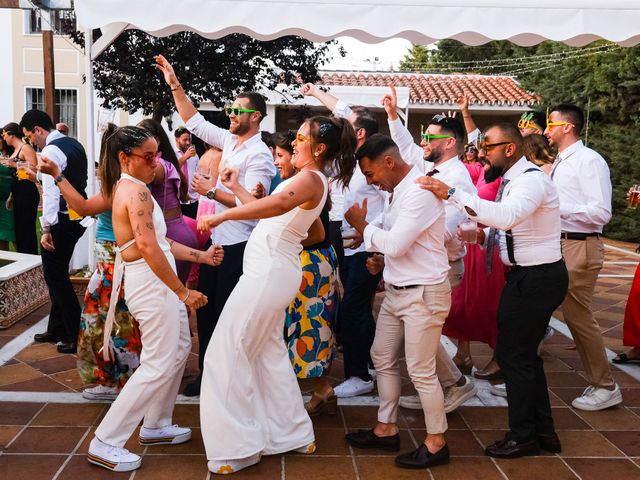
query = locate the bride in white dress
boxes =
[197,116,357,474]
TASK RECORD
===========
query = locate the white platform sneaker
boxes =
[572,384,623,411]
[87,437,141,472]
[139,424,192,445]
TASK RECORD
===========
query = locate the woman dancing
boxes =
[196,117,356,474]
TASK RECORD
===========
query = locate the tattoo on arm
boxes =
[146,222,154,230]
[288,191,295,197]
[138,191,149,202]
[189,250,201,262]
[137,209,145,216]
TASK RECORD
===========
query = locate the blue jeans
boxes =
[339,251,382,381]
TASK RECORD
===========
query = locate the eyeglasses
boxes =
[225,106,258,117]
[128,152,157,164]
[479,141,512,155]
[295,133,310,143]
[546,107,575,129]
[420,125,453,144]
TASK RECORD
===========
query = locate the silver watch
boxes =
[206,187,217,200]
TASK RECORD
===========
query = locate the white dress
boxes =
[200,170,328,461]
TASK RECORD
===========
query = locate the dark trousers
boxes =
[196,240,246,370]
[41,215,86,343]
[339,251,382,381]
[12,181,39,255]
[181,201,198,219]
[496,259,569,442]
[328,221,345,274]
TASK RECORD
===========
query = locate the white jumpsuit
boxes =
[200,170,328,462]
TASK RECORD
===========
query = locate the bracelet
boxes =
[180,289,190,303]
[171,84,182,92]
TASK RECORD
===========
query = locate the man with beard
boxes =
[419,123,568,458]
[382,86,477,413]
[155,55,276,396]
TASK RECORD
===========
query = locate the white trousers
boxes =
[95,257,191,447]
[373,281,451,434]
[200,261,314,462]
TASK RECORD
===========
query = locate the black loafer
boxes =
[485,437,539,458]
[34,332,61,343]
[395,443,450,469]
[345,429,400,451]
[56,342,77,354]
[538,432,562,453]
[183,374,202,397]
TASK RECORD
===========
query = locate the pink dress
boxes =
[465,162,484,186]
[443,174,506,349]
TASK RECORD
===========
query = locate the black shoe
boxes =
[485,437,539,459]
[345,429,400,451]
[34,332,60,343]
[183,374,202,397]
[56,342,77,354]
[395,443,450,469]
[537,432,562,453]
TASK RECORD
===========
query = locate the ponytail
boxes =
[307,115,356,187]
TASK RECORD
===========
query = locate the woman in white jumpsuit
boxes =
[197,116,357,474]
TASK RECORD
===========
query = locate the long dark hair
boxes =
[137,118,189,202]
[306,115,356,187]
[272,131,294,155]
[100,126,154,198]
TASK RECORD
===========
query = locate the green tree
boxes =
[70,30,339,121]
[399,44,432,71]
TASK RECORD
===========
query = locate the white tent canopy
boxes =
[75,0,640,58]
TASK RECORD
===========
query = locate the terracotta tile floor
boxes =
[1,239,640,479]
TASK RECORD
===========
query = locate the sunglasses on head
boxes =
[420,124,453,144]
[225,106,258,117]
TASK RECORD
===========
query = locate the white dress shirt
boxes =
[40,130,67,227]
[364,166,449,286]
[388,117,477,261]
[328,179,345,222]
[185,113,276,245]
[175,148,200,204]
[550,140,612,233]
[333,100,387,256]
[449,157,562,267]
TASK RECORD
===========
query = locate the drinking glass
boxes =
[459,219,478,243]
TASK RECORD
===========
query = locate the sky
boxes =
[323,36,414,71]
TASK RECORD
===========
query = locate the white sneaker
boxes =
[139,424,192,445]
[209,453,262,475]
[333,377,374,398]
[490,383,507,398]
[88,437,141,472]
[572,384,623,411]
[368,368,377,381]
[444,376,477,413]
[82,385,119,401]
[399,395,422,410]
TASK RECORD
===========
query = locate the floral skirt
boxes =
[77,241,142,387]
[284,246,338,378]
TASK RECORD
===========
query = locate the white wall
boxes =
[0,10,15,126]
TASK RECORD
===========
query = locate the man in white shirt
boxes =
[421,123,568,459]
[156,55,276,397]
[545,104,622,411]
[381,86,477,411]
[174,126,200,219]
[20,109,87,354]
[300,83,386,398]
[344,134,451,470]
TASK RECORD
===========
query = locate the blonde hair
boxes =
[523,134,555,166]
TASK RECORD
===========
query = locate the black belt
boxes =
[510,259,565,272]
[561,232,600,241]
[389,284,421,290]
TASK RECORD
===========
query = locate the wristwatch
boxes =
[206,187,217,200]
[446,187,456,200]
[54,173,65,185]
